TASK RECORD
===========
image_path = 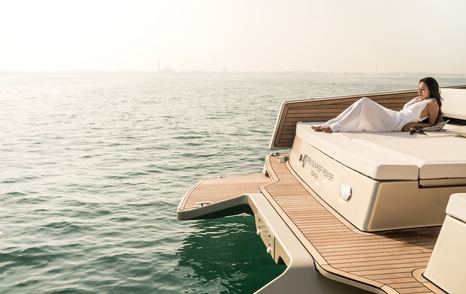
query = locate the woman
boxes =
[312,77,442,133]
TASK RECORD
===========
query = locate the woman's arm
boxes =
[401,100,440,131]
[401,122,432,131]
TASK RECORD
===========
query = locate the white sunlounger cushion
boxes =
[296,122,419,180]
[450,126,466,137]
[446,193,466,223]
[355,135,466,179]
[297,122,466,180]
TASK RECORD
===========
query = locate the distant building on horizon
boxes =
[154,58,175,73]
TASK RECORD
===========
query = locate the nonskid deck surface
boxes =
[263,155,443,294]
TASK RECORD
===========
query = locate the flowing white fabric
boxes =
[321,97,432,132]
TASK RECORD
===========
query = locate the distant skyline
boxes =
[1,0,466,73]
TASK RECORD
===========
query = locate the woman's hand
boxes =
[401,122,418,131]
[401,122,432,131]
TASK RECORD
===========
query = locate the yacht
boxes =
[177,86,466,293]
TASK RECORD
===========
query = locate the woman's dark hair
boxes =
[419,77,443,122]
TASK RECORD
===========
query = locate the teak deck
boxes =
[180,155,445,293]
[262,155,443,294]
[180,173,271,210]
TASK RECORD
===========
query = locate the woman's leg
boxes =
[320,97,370,132]
[320,97,396,132]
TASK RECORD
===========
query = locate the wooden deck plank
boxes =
[261,155,444,294]
[335,256,431,268]
[310,233,438,243]
[323,247,424,257]
[353,268,418,276]
[315,238,436,249]
[389,282,430,289]
[328,252,429,264]
[330,253,432,265]
[396,287,432,294]
[339,262,431,273]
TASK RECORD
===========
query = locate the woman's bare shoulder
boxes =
[427,98,438,107]
[427,99,439,111]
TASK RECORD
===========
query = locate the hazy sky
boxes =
[1,0,465,73]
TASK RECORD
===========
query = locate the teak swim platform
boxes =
[178,86,466,293]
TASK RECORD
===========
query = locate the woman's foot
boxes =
[311,125,333,133]
[321,127,333,133]
[311,125,323,132]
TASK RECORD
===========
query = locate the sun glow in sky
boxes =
[1,0,465,73]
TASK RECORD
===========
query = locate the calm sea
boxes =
[1,72,465,293]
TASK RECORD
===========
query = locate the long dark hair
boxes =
[419,77,443,122]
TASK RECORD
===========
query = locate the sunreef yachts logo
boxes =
[300,154,334,182]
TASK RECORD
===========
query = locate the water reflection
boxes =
[177,215,284,293]
[177,214,369,293]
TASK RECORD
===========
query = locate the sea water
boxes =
[1,72,465,293]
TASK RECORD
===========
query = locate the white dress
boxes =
[321,97,432,132]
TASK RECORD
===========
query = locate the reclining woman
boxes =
[312,77,443,133]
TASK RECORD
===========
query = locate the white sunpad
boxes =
[297,122,466,180]
[446,194,466,222]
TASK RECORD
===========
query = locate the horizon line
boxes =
[1,70,466,76]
